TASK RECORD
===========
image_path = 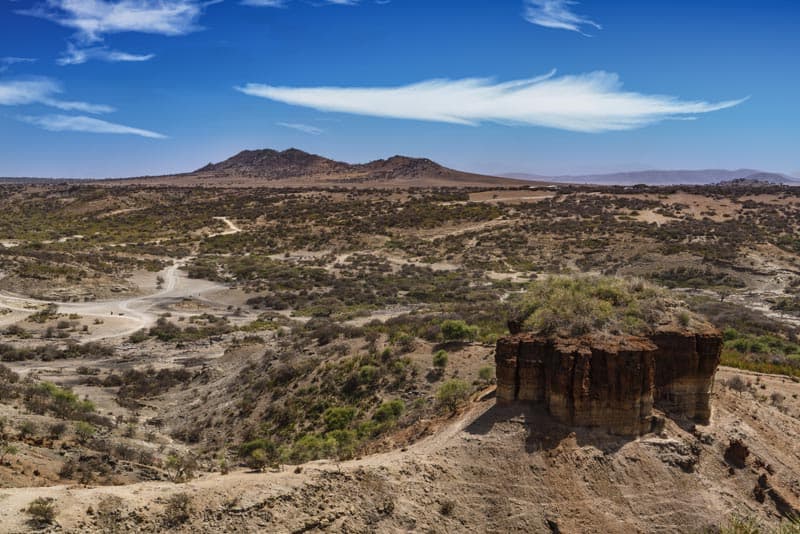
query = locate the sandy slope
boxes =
[2,370,799,533]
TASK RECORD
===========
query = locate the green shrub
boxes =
[286,434,334,463]
[723,327,740,341]
[373,399,405,423]
[239,438,277,470]
[440,320,478,342]
[478,366,495,382]
[322,406,357,431]
[432,350,448,369]
[357,365,379,385]
[436,379,471,412]
[326,429,358,460]
[0,441,19,463]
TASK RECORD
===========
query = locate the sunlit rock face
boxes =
[495,327,722,436]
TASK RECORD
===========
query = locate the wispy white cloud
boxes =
[0,78,113,114]
[242,0,362,7]
[18,0,212,43]
[523,0,600,35]
[276,122,324,135]
[0,57,37,73]
[241,0,285,5]
[237,71,746,133]
[57,43,154,65]
[19,114,166,138]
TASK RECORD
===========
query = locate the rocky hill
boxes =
[195,148,351,179]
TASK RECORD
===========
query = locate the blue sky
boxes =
[0,0,798,178]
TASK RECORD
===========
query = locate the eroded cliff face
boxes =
[495,328,722,435]
[651,330,723,424]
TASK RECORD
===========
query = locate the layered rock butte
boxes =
[495,327,723,435]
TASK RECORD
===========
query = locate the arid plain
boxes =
[1,151,800,532]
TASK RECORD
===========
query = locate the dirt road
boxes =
[0,217,242,342]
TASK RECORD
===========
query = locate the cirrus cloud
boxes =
[523,0,600,35]
[0,78,113,114]
[236,71,746,133]
[19,114,166,138]
[17,0,216,65]
[242,0,362,6]
[276,122,324,135]
[57,43,155,65]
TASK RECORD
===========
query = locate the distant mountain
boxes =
[503,169,799,186]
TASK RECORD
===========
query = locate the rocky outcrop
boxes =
[651,330,722,423]
[495,328,722,436]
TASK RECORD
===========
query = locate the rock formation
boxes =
[495,327,722,435]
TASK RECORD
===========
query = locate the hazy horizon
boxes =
[0,144,797,181]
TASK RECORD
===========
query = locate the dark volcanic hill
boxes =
[196,148,351,179]
[165,148,535,188]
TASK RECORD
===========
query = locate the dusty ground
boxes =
[2,183,800,533]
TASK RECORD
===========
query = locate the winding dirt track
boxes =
[0,217,242,342]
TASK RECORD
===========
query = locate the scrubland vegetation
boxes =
[510,275,698,337]
[2,180,800,526]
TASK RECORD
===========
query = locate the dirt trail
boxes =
[0,217,243,342]
[210,216,241,237]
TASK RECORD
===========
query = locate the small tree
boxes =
[165,453,197,482]
[436,379,471,413]
[239,439,278,471]
[440,320,477,343]
[248,448,268,472]
[326,429,358,463]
